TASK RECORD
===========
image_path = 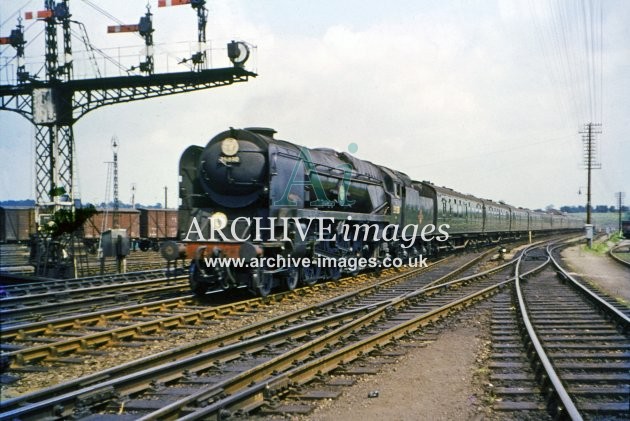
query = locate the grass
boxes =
[582,232,624,255]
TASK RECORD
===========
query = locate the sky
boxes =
[0,0,628,210]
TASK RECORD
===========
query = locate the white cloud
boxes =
[1,0,628,211]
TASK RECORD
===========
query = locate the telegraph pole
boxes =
[579,122,601,248]
[112,137,120,229]
[580,123,602,225]
[131,183,137,209]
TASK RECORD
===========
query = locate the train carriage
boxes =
[536,211,555,231]
[409,182,436,235]
[511,207,529,232]
[550,211,567,229]
[482,200,511,234]
[423,184,484,236]
[528,211,544,231]
[138,208,178,251]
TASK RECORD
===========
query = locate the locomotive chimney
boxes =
[245,127,276,138]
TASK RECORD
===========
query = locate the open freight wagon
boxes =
[82,208,178,253]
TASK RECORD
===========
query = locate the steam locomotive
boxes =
[175,127,582,297]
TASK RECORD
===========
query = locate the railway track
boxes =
[0,269,178,297]
[0,252,474,378]
[609,242,630,268]
[0,244,170,277]
[489,243,630,420]
[0,242,530,420]
[1,245,507,371]
[0,274,190,325]
[0,244,31,268]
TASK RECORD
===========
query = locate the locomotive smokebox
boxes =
[199,129,270,208]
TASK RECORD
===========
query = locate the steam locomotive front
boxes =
[177,128,274,259]
[199,128,270,209]
[177,128,280,295]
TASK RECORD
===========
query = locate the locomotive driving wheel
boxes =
[284,268,299,291]
[300,264,321,286]
[254,268,274,297]
[189,263,209,296]
[326,265,342,281]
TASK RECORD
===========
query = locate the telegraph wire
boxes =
[0,0,34,28]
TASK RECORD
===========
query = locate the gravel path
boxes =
[561,242,630,304]
[307,312,488,421]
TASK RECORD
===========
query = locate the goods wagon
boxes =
[83,209,140,241]
[138,208,178,251]
[0,206,36,243]
[139,209,178,239]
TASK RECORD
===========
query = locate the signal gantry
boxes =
[0,0,256,216]
[0,0,256,277]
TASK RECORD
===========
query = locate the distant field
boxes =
[571,212,630,231]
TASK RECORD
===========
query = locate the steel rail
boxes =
[1,246,494,340]
[549,244,630,330]
[609,243,630,268]
[0,296,194,340]
[0,280,190,324]
[0,275,186,307]
[0,256,453,366]
[0,258,443,413]
[154,268,537,421]
[1,269,173,297]
[142,252,540,420]
[0,251,497,418]
[168,248,550,420]
[514,244,583,421]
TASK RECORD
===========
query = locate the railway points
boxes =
[0,246,519,418]
[1,224,626,420]
[8,236,621,420]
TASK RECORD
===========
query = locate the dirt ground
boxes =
[561,241,630,304]
[306,312,490,421]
